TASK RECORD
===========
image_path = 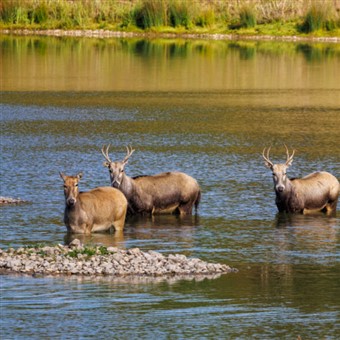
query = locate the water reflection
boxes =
[274,212,339,229]
[64,230,125,247]
[272,213,338,265]
[2,36,340,91]
[62,214,200,250]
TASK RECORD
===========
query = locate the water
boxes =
[1,36,340,339]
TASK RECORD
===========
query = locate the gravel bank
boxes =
[2,29,340,43]
[0,239,236,278]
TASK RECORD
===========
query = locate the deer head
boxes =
[60,172,83,207]
[262,145,295,193]
[102,145,135,187]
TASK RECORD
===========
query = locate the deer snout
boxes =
[66,198,76,207]
[111,178,121,188]
[276,185,285,192]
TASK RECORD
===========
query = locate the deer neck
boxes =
[64,199,82,225]
[120,174,136,197]
[275,180,301,210]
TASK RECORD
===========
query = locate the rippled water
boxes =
[1,36,340,339]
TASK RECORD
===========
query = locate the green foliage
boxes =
[239,5,257,28]
[195,8,215,28]
[300,2,338,33]
[132,0,168,29]
[168,0,191,28]
[67,245,109,258]
[31,1,48,24]
[0,0,339,35]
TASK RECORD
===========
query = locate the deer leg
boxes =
[113,217,125,231]
[178,201,194,215]
[325,198,338,216]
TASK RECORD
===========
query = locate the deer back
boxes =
[292,171,340,208]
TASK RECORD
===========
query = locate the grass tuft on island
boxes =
[1,0,339,39]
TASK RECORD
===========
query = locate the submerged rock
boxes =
[0,197,27,205]
[0,240,237,278]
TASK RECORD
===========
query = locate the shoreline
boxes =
[1,28,340,43]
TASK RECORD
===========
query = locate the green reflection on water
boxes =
[1,35,340,91]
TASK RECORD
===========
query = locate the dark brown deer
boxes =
[60,172,127,234]
[262,145,339,215]
[101,145,201,215]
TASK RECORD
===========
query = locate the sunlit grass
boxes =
[0,0,339,37]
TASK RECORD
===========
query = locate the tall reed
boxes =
[239,5,257,28]
[168,0,193,28]
[132,0,168,29]
[300,1,338,33]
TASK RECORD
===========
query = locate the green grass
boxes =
[239,5,257,29]
[300,2,338,33]
[0,0,339,37]
[67,245,109,258]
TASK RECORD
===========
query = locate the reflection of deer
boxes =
[262,145,339,215]
[101,145,201,215]
[273,213,337,260]
[64,231,125,248]
[60,172,127,234]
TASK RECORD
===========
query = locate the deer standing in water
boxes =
[262,145,339,215]
[101,145,201,216]
[60,172,127,234]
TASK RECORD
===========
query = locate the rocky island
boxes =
[0,239,236,278]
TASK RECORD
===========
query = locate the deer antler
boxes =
[284,144,295,166]
[123,145,135,164]
[262,147,274,168]
[101,144,112,163]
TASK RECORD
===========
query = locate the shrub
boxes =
[239,5,257,28]
[195,8,215,28]
[32,1,48,24]
[168,0,191,28]
[300,2,338,33]
[132,0,168,29]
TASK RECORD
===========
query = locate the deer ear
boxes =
[103,161,110,168]
[77,172,83,180]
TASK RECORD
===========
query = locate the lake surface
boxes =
[1,35,340,339]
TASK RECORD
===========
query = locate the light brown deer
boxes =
[262,145,339,215]
[101,145,201,216]
[60,172,127,234]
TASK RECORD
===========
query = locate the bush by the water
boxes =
[300,2,339,33]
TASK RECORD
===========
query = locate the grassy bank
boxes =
[1,0,340,37]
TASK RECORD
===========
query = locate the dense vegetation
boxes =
[1,0,340,37]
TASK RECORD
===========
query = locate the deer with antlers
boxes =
[60,172,127,234]
[101,145,201,216]
[262,145,339,215]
